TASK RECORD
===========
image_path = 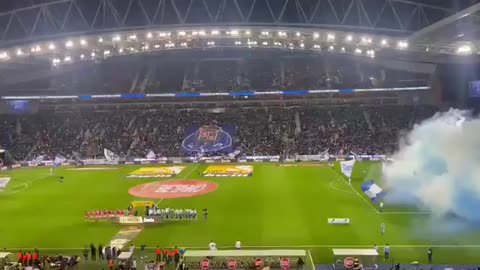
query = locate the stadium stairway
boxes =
[363,110,374,131]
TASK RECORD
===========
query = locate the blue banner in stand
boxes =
[181,125,235,155]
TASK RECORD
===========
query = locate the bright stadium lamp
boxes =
[146,32,153,39]
[104,50,110,56]
[245,30,251,35]
[65,40,74,48]
[98,37,104,43]
[381,39,388,46]
[457,45,473,54]
[328,45,334,51]
[80,39,87,46]
[230,30,239,36]
[235,41,242,45]
[199,30,206,36]
[128,34,137,40]
[0,51,8,60]
[112,35,121,42]
[341,47,346,53]
[211,30,220,35]
[262,41,268,46]
[355,48,362,54]
[313,44,320,49]
[181,42,188,47]
[397,40,408,49]
[30,47,35,53]
[64,56,71,62]
[178,31,186,36]
[16,49,23,56]
[80,54,85,59]
[192,31,198,36]
[296,32,301,37]
[48,43,56,50]
[346,35,353,42]
[154,44,160,48]
[119,48,124,53]
[52,58,60,64]
[299,43,305,48]
[91,52,96,57]
[327,33,335,41]
[313,32,319,39]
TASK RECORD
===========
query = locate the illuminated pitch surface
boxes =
[0,162,479,264]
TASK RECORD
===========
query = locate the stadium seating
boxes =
[0,105,436,161]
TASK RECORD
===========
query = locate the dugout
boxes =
[332,249,378,269]
[183,249,315,270]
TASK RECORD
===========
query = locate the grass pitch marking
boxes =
[332,170,430,215]
[154,164,200,206]
[0,174,50,196]
[329,179,355,195]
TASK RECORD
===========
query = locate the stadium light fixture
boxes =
[52,58,60,65]
[154,44,160,49]
[327,33,335,41]
[147,32,153,39]
[128,34,137,40]
[104,50,111,56]
[381,39,388,46]
[80,54,85,59]
[178,31,186,36]
[346,35,353,42]
[328,45,334,51]
[143,44,149,50]
[98,37,104,43]
[397,40,408,49]
[355,48,362,54]
[230,30,239,36]
[457,45,473,54]
[118,48,124,53]
[235,41,242,45]
[261,31,269,36]
[159,32,170,37]
[211,30,220,35]
[341,47,346,53]
[91,52,96,57]
[299,43,305,48]
[313,44,320,49]
[278,31,287,37]
[30,47,35,53]
[16,49,23,56]
[313,32,319,39]
[80,39,87,46]
[192,31,198,36]
[199,30,206,36]
[65,40,74,48]
[112,35,121,42]
[207,41,215,46]
[366,50,375,58]
[48,43,56,50]
[180,42,188,47]
[245,30,251,35]
[262,41,268,46]
[0,51,8,60]
[296,32,301,37]
[64,56,71,62]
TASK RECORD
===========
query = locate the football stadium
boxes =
[1,0,480,270]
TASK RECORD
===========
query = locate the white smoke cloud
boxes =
[383,108,480,223]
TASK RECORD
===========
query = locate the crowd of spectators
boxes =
[0,105,437,161]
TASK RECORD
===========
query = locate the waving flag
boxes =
[361,180,386,203]
[340,159,356,178]
[54,154,66,167]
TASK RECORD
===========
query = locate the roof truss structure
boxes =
[0,0,455,45]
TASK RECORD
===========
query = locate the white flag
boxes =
[146,150,156,159]
[340,159,356,178]
[104,148,118,162]
[0,177,11,189]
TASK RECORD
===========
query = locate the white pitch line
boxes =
[331,170,431,216]
[5,244,480,250]
[332,170,380,214]
[328,179,355,195]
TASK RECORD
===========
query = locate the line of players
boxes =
[84,209,135,221]
[147,207,198,220]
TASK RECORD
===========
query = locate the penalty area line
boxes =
[332,170,380,214]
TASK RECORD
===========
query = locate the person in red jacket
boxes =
[155,247,161,262]
[22,252,28,266]
[16,251,22,264]
[163,249,168,262]
[26,252,32,266]
[33,250,39,265]
[168,250,174,264]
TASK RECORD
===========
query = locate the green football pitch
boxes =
[0,162,479,265]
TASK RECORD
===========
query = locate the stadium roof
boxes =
[0,0,478,65]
